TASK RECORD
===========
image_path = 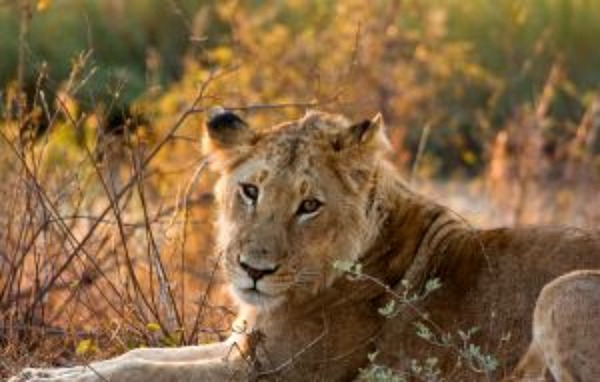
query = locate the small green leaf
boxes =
[425,278,442,292]
[378,299,397,318]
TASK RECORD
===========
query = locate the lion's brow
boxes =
[281,136,302,167]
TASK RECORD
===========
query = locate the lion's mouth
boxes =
[232,284,286,307]
[236,285,273,298]
[239,287,264,296]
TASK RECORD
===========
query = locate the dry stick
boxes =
[9,175,49,323]
[30,203,47,323]
[0,324,96,339]
[134,167,163,326]
[7,166,31,264]
[176,157,209,344]
[0,200,64,312]
[199,101,321,113]
[0,186,20,304]
[132,146,184,336]
[16,0,32,118]
[127,140,159,310]
[0,212,44,305]
[0,168,20,267]
[10,179,36,320]
[410,123,431,184]
[189,249,224,343]
[140,168,159,330]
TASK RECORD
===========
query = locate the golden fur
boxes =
[12,110,600,381]
[507,270,600,382]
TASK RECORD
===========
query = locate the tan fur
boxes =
[12,110,600,381]
[506,270,600,382]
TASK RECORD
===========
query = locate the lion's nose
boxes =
[239,259,278,282]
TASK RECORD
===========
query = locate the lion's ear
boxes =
[205,107,256,148]
[203,107,257,169]
[332,113,390,154]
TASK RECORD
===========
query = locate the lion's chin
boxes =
[231,286,286,310]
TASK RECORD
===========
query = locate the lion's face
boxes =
[204,109,388,309]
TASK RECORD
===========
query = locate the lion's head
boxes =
[204,109,390,309]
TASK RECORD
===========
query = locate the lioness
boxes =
[507,270,600,382]
[12,110,600,381]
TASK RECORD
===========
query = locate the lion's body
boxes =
[244,181,600,381]
[12,110,600,382]
[507,270,600,382]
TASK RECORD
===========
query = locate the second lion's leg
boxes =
[505,342,546,381]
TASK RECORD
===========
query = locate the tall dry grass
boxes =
[0,66,235,378]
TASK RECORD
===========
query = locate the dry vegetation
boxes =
[1,0,599,380]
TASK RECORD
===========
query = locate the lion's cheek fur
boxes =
[302,209,374,290]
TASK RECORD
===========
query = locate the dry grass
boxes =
[0,70,234,378]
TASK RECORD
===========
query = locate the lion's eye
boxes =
[239,183,259,204]
[297,198,323,216]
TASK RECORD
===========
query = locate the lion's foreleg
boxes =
[503,342,546,381]
[114,340,235,362]
[88,357,248,382]
[97,332,248,366]
[12,336,250,382]
[14,354,248,382]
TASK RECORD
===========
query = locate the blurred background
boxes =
[1,0,599,377]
